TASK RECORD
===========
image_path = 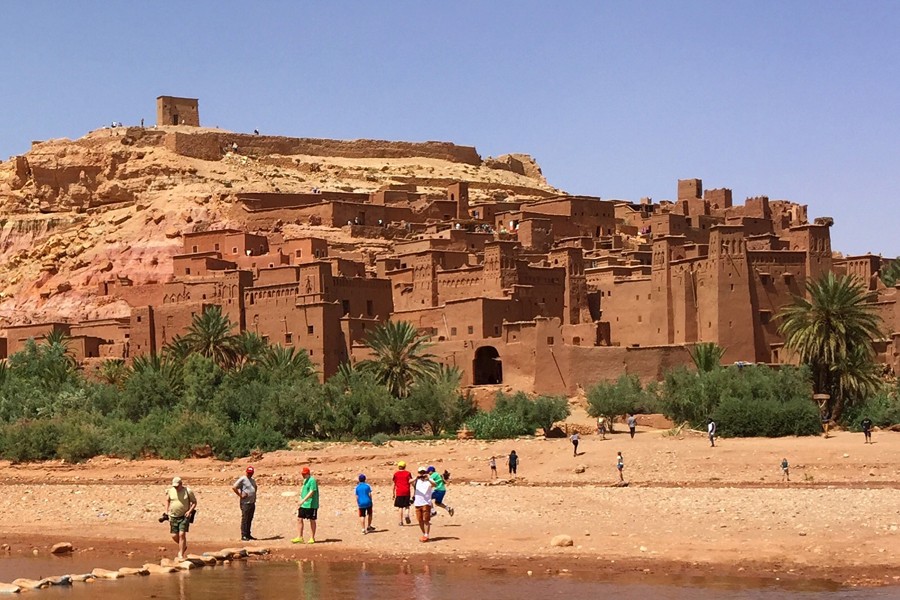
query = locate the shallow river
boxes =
[0,557,896,599]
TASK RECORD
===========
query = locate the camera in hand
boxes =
[158,513,169,523]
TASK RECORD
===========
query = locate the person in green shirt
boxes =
[426,466,454,517]
[292,466,319,544]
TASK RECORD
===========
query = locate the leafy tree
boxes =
[529,394,571,436]
[321,369,398,438]
[182,305,240,368]
[688,342,725,372]
[404,365,471,435]
[357,320,440,398]
[587,374,655,430]
[778,272,883,420]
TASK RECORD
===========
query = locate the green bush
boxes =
[56,419,105,463]
[587,374,657,425]
[659,364,818,437]
[841,385,900,430]
[370,433,389,446]
[0,419,62,462]
[221,421,286,460]
[466,410,531,439]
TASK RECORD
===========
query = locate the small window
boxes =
[296,249,302,257]
[285,333,293,344]
[261,336,269,344]
[451,327,457,336]
[494,325,500,336]
[309,349,313,356]
[136,316,142,323]
[366,300,374,316]
[233,247,238,254]
[638,315,642,322]
[307,325,314,335]
[214,243,220,251]
[342,300,350,314]
[185,268,191,275]
[547,337,555,345]
[467,325,474,335]
[192,245,198,253]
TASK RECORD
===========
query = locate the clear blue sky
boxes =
[2,2,897,256]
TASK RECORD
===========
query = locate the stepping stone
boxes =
[0,583,21,594]
[91,568,122,580]
[246,548,270,556]
[203,551,231,561]
[185,554,216,566]
[143,564,178,575]
[11,579,47,590]
[68,574,94,583]
[43,576,72,586]
[118,567,149,576]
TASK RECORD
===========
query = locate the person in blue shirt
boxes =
[355,474,374,534]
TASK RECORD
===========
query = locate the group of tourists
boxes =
[162,417,879,558]
[162,458,460,558]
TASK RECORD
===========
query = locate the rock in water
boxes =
[90,569,122,580]
[550,535,574,547]
[0,582,21,594]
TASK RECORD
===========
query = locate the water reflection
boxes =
[0,556,897,599]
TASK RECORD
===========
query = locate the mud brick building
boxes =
[4,179,898,393]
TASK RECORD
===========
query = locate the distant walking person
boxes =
[232,466,257,541]
[861,417,873,444]
[627,414,637,439]
[292,466,318,544]
[355,474,374,534]
[781,458,790,482]
[392,461,413,526]
[165,476,197,561]
[597,416,607,440]
[489,456,498,479]
[616,451,625,482]
[707,419,717,447]
[413,467,435,542]
[571,432,580,456]
[508,450,519,476]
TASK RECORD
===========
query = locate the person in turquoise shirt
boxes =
[426,466,454,517]
[292,466,319,544]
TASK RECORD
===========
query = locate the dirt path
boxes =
[2,427,899,587]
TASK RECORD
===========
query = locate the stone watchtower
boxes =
[156,96,200,127]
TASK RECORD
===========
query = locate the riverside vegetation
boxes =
[0,274,896,462]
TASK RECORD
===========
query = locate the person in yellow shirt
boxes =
[166,476,197,560]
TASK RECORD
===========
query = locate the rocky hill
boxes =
[0,126,559,327]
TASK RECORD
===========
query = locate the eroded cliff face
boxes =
[0,126,558,326]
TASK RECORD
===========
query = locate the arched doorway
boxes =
[473,346,502,385]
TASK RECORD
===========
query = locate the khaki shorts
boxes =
[415,505,431,524]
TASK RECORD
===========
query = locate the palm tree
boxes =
[357,320,440,398]
[131,353,184,395]
[777,272,884,419]
[182,306,240,368]
[233,331,269,370]
[97,359,129,388]
[688,342,725,372]
[261,345,316,379]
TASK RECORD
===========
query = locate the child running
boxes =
[616,451,625,482]
[427,466,454,517]
[355,474,374,534]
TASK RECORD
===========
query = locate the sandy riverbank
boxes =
[1,426,899,587]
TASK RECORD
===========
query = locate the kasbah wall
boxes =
[4,133,899,399]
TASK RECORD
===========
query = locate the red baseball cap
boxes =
[301,467,311,475]
[246,466,254,474]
